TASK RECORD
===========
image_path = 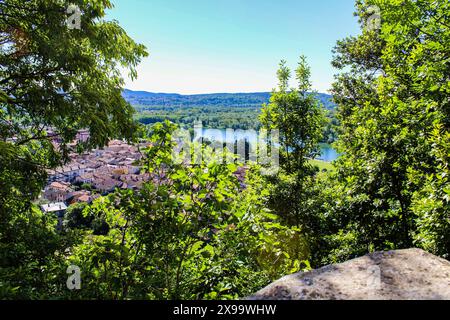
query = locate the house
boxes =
[112,168,129,178]
[44,181,73,202]
[76,129,90,143]
[48,163,87,182]
[67,191,94,204]
[41,202,68,218]
[75,172,94,185]
[92,177,123,194]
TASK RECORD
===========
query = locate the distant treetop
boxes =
[123,89,336,110]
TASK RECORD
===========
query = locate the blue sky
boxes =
[108,0,360,94]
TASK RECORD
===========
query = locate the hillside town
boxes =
[39,131,151,218]
[38,130,248,219]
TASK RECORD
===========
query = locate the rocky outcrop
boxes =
[249,248,450,300]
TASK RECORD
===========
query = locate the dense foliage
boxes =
[308,0,450,264]
[64,121,309,299]
[0,0,147,298]
[128,90,338,143]
[123,90,336,110]
[0,0,448,300]
[135,105,262,130]
[259,57,327,237]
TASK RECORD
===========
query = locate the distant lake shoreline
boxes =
[195,128,339,163]
[318,143,339,162]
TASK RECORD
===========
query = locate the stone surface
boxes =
[249,248,450,300]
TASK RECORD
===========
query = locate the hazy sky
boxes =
[108,0,360,94]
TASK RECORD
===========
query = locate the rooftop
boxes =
[41,202,68,213]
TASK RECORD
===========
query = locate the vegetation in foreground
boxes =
[309,159,335,172]
[0,0,448,299]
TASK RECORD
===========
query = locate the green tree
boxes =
[0,0,147,298]
[62,202,108,235]
[261,56,325,175]
[320,0,449,262]
[67,121,308,299]
[260,57,326,229]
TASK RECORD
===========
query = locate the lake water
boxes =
[194,128,339,162]
[318,143,339,162]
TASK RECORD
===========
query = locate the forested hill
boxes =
[123,89,336,110]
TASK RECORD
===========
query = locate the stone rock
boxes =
[249,248,450,300]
